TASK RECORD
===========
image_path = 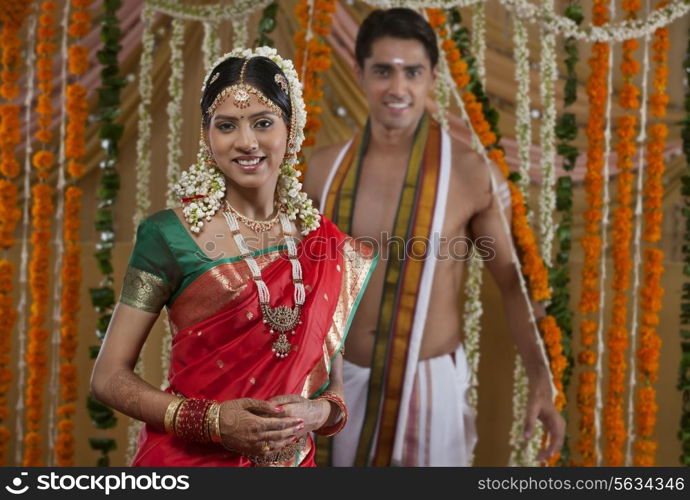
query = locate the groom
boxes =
[304,7,564,466]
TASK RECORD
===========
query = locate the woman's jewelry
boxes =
[225,200,280,233]
[243,436,307,466]
[222,205,304,358]
[164,398,184,434]
[209,402,223,444]
[260,441,271,452]
[176,46,321,237]
[314,391,348,437]
[173,398,214,443]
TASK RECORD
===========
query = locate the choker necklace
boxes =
[222,204,304,358]
[224,199,280,233]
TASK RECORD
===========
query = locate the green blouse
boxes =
[119,209,286,313]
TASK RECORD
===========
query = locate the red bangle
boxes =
[314,391,348,437]
[173,398,213,443]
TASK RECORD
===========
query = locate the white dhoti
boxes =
[332,344,477,466]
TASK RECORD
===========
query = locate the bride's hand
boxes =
[269,394,330,434]
[218,398,304,457]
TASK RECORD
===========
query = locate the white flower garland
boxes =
[538,1,557,268]
[147,0,273,22]
[625,19,652,467]
[14,12,37,465]
[593,0,617,466]
[463,253,484,465]
[448,77,556,464]
[166,18,185,208]
[133,4,154,230]
[471,2,486,85]
[508,358,543,465]
[202,21,221,73]
[46,0,72,464]
[500,0,689,42]
[430,13,451,130]
[513,16,531,200]
[365,0,482,8]
[232,18,248,50]
[362,0,688,41]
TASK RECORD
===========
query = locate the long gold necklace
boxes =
[224,199,280,233]
[222,204,304,358]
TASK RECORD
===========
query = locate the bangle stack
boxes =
[314,391,348,437]
[164,398,222,444]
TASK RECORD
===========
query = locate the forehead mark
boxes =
[391,58,405,66]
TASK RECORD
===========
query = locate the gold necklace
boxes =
[224,199,280,233]
[222,205,304,358]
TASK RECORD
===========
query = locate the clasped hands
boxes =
[217,395,330,458]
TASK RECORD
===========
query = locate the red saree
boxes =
[130,216,376,466]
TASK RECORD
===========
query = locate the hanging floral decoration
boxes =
[429,8,550,303]
[55,0,91,467]
[87,0,123,466]
[293,0,336,156]
[679,24,690,468]
[633,5,669,465]
[574,0,610,468]
[429,7,566,465]
[547,0,582,467]
[601,0,641,468]
[23,0,58,467]
[0,2,30,465]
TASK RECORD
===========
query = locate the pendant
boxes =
[271,333,292,359]
[262,304,302,359]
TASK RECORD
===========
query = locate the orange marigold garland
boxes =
[1,2,32,466]
[428,8,550,303]
[574,0,610,467]
[24,0,57,467]
[55,0,90,466]
[428,10,566,461]
[603,0,641,467]
[634,8,669,465]
[293,0,336,159]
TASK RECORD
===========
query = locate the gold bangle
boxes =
[210,402,223,444]
[164,398,184,434]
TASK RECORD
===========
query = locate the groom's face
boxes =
[357,36,436,132]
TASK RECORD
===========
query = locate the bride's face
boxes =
[207,92,288,191]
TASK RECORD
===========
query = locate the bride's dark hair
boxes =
[200,56,292,129]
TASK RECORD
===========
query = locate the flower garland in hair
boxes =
[55,0,92,467]
[547,0,582,466]
[88,0,123,466]
[0,3,30,464]
[293,0,336,154]
[678,24,690,467]
[24,0,58,467]
[633,7,669,466]
[602,0,641,467]
[574,0,609,468]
